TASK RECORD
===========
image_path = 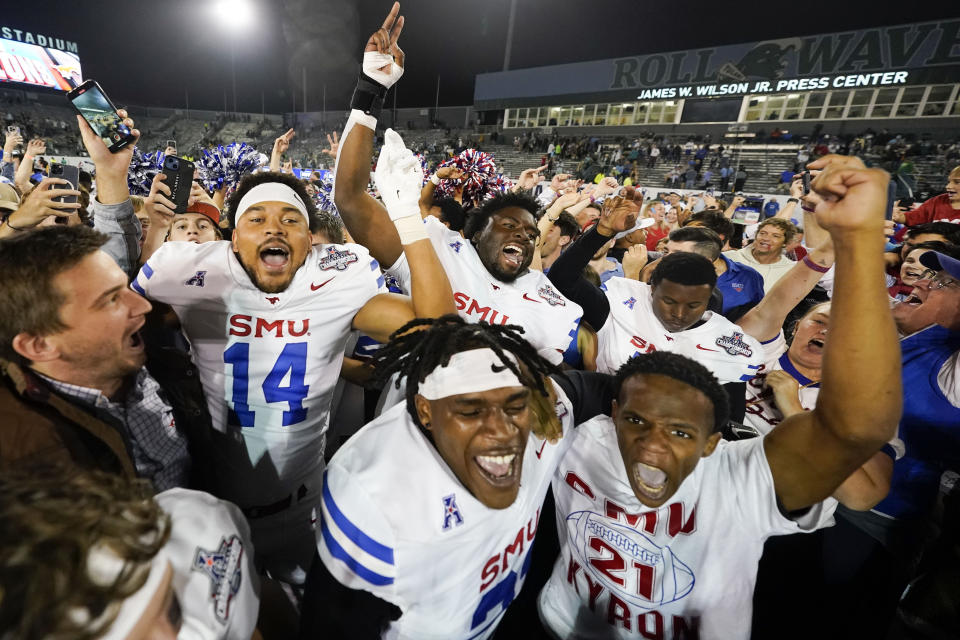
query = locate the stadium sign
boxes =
[0,28,82,91]
[475,20,960,108]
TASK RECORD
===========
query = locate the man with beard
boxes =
[333,6,581,365]
[538,155,902,639]
[131,115,453,581]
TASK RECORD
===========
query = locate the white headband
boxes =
[235,182,309,226]
[69,544,170,639]
[419,348,524,400]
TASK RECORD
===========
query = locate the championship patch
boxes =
[715,331,754,357]
[192,535,244,624]
[538,284,566,307]
[319,246,359,271]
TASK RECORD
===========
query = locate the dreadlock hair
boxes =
[370,314,560,429]
[614,351,730,432]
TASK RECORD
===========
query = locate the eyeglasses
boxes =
[918,269,959,290]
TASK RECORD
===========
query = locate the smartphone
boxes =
[6,125,19,136]
[161,155,195,214]
[66,80,135,153]
[884,179,898,221]
[801,171,811,196]
[166,139,177,152]
[49,163,80,205]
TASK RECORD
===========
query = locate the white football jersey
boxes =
[386,217,582,364]
[318,390,576,639]
[539,416,836,640]
[133,240,386,507]
[743,333,821,436]
[595,278,764,383]
[155,488,260,640]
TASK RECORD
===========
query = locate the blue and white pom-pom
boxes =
[197,142,263,194]
[127,147,164,196]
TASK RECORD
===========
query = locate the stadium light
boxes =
[213,0,255,32]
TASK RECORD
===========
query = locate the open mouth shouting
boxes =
[632,461,669,501]
[474,450,521,488]
[500,243,526,270]
[259,242,291,273]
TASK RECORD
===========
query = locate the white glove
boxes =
[374,128,422,223]
[363,51,404,89]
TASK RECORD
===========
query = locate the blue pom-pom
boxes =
[197,142,263,194]
[314,173,337,215]
[126,147,164,196]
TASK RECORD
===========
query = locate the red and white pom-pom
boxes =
[436,149,500,205]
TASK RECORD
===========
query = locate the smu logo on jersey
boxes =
[715,331,753,357]
[538,284,566,307]
[566,511,695,609]
[471,510,539,632]
[454,292,510,325]
[318,247,358,271]
[229,315,310,338]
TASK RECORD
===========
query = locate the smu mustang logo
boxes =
[716,331,754,357]
[538,284,566,307]
[318,247,358,271]
[192,535,244,623]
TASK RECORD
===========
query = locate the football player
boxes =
[300,315,613,639]
[131,119,454,582]
[547,193,764,384]
[333,4,582,368]
[538,155,902,638]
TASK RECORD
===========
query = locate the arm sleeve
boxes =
[551,370,616,425]
[92,197,142,279]
[317,464,401,606]
[904,199,936,227]
[300,551,402,640]
[547,227,612,330]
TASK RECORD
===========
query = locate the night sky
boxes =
[2,1,957,113]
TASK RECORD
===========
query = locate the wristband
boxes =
[802,254,830,273]
[349,71,388,119]
[786,197,799,203]
[4,217,28,231]
[430,173,441,186]
[393,214,428,245]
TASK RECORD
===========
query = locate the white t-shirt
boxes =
[318,390,577,640]
[133,240,386,507]
[155,489,260,640]
[596,278,764,383]
[387,217,582,364]
[539,416,836,640]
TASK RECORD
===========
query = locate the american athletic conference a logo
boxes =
[319,246,359,271]
[192,535,244,623]
[715,331,753,357]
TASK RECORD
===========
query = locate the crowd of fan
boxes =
[1,5,959,640]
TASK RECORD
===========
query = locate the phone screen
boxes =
[69,82,132,150]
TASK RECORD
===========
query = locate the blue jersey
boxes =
[874,325,960,519]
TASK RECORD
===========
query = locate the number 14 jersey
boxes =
[133,240,386,507]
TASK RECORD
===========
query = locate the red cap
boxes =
[182,201,221,225]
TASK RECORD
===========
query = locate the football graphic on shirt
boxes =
[566,510,695,609]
